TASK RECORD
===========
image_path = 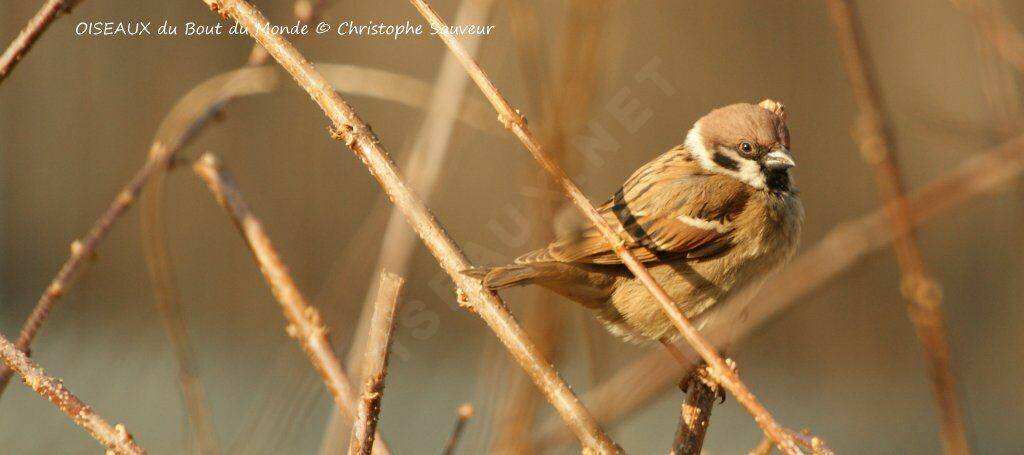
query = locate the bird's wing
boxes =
[515,150,751,265]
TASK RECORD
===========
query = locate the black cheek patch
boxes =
[712,152,740,172]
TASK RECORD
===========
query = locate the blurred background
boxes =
[1,0,1023,453]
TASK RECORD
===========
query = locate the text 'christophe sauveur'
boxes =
[74,20,495,38]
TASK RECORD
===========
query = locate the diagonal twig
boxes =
[0,0,82,85]
[191,154,392,455]
[0,333,146,455]
[407,0,805,452]
[826,1,970,453]
[196,0,621,451]
[488,2,610,452]
[322,0,497,451]
[348,272,405,455]
[0,144,175,397]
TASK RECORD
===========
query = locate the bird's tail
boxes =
[462,264,554,290]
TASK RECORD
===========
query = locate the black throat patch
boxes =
[763,167,792,193]
[712,152,740,172]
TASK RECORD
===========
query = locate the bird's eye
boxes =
[740,142,753,153]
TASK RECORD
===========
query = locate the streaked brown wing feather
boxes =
[515,148,751,265]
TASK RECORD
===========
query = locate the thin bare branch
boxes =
[826,1,970,453]
[488,2,609,451]
[191,154,391,455]
[343,0,495,380]
[407,1,803,452]
[0,0,81,84]
[539,134,1024,451]
[323,1,496,451]
[0,333,146,455]
[196,0,620,451]
[443,403,475,455]
[348,272,405,455]
[0,144,174,397]
[670,365,721,455]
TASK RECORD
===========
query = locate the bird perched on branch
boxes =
[465,100,803,342]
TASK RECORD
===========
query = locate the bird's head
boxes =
[685,100,794,192]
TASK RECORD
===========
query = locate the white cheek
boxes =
[736,158,766,189]
[685,126,721,172]
[684,125,707,159]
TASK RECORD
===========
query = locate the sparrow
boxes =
[466,100,803,342]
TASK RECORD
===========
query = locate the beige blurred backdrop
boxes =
[2,0,1023,453]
